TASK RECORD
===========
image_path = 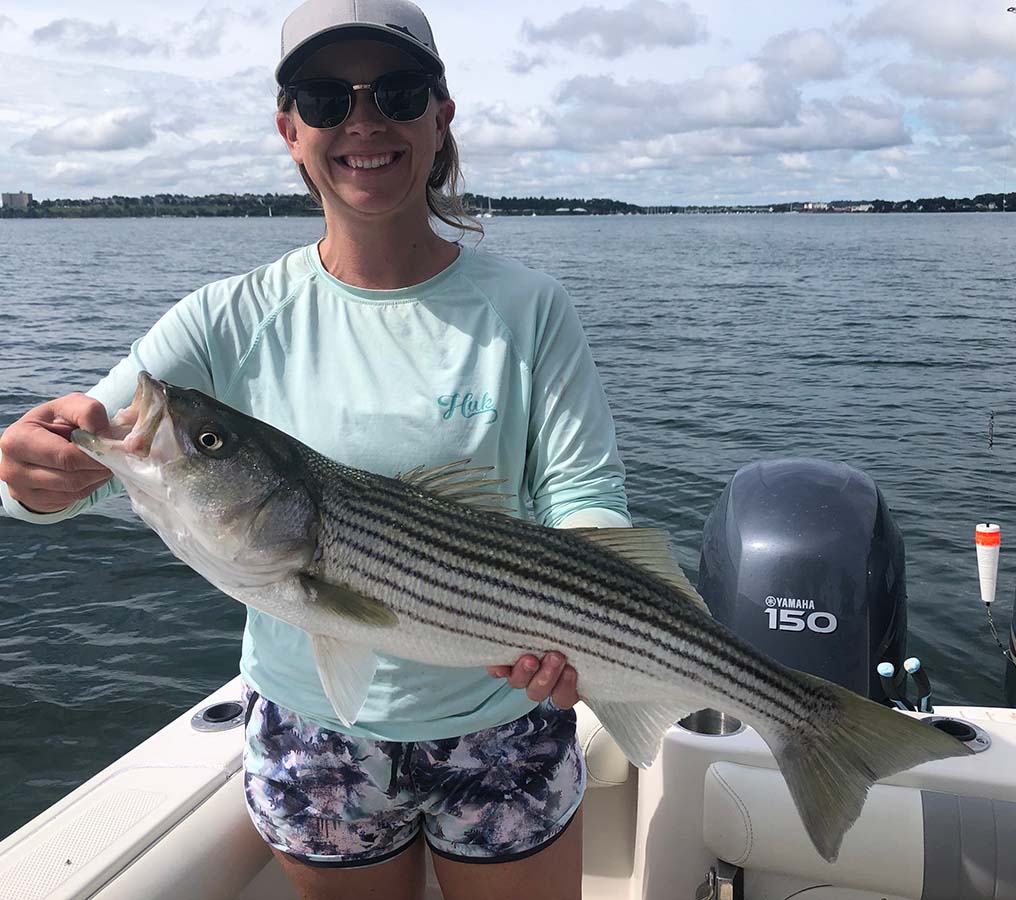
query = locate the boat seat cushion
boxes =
[574,702,631,787]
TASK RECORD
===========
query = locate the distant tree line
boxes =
[1,191,1013,219]
[868,193,1016,213]
[461,193,645,215]
[0,193,323,218]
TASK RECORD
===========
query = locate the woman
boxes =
[0,1,630,897]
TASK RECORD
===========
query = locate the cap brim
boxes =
[276,24,444,84]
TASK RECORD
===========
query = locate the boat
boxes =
[2,458,1014,900]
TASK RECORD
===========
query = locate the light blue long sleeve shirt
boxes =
[1,242,630,739]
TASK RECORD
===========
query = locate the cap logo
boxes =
[386,21,429,47]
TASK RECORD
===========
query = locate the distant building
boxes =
[803,201,828,211]
[2,191,32,210]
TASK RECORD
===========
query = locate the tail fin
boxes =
[762,674,972,863]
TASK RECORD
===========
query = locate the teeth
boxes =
[343,153,396,169]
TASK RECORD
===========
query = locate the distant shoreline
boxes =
[1,191,1013,219]
[1,211,1013,221]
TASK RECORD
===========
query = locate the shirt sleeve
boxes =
[0,291,216,524]
[556,507,632,529]
[524,283,631,528]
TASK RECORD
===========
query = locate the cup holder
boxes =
[677,708,744,736]
[191,700,246,733]
[922,716,991,753]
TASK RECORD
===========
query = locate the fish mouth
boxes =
[72,371,169,460]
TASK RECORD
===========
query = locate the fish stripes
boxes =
[333,541,806,731]
[313,485,815,727]
[315,470,817,712]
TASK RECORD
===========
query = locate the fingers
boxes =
[3,397,110,470]
[0,393,113,512]
[488,652,579,708]
[21,394,111,466]
[550,666,579,711]
[1,451,112,512]
[47,392,112,436]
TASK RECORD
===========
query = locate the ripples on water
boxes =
[1,213,1014,838]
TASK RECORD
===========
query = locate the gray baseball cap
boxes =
[277,0,445,85]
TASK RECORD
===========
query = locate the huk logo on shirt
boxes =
[437,391,499,424]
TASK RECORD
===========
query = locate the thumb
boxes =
[41,393,111,437]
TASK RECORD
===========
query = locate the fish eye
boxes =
[197,431,224,452]
[189,420,236,459]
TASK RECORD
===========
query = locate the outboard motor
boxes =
[697,458,907,701]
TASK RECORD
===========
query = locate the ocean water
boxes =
[1,212,1014,840]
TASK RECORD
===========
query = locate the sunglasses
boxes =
[284,70,438,129]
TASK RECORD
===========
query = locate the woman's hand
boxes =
[0,394,113,513]
[487,652,579,709]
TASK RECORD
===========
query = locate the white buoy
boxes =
[976,523,1001,605]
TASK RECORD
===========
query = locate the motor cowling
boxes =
[697,459,907,700]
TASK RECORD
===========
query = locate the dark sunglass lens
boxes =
[375,73,431,122]
[294,83,352,128]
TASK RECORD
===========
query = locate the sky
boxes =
[1,0,1015,206]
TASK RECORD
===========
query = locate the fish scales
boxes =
[321,464,741,648]
[324,504,821,729]
[317,464,823,726]
[71,372,973,864]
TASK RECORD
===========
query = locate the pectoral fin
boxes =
[310,634,378,727]
[300,574,398,627]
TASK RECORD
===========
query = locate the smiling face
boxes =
[277,39,455,226]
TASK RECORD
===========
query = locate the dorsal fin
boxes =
[395,458,516,515]
[570,527,711,615]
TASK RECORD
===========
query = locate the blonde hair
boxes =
[278,78,482,235]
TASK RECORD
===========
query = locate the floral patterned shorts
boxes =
[240,683,586,867]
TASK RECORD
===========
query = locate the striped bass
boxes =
[72,372,970,863]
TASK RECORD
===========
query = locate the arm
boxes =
[524,281,630,529]
[490,281,631,707]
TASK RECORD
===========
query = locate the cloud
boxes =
[30,8,266,61]
[746,96,909,154]
[550,63,801,145]
[45,160,108,187]
[507,51,550,75]
[457,103,560,154]
[632,95,909,159]
[459,59,907,167]
[880,62,1012,99]
[23,108,157,154]
[758,29,846,81]
[854,0,1016,61]
[462,140,932,207]
[778,152,813,171]
[178,5,264,58]
[0,16,15,31]
[918,98,1011,143]
[32,18,170,56]
[156,113,204,137]
[521,0,706,59]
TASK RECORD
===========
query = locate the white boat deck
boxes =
[2,677,1015,900]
